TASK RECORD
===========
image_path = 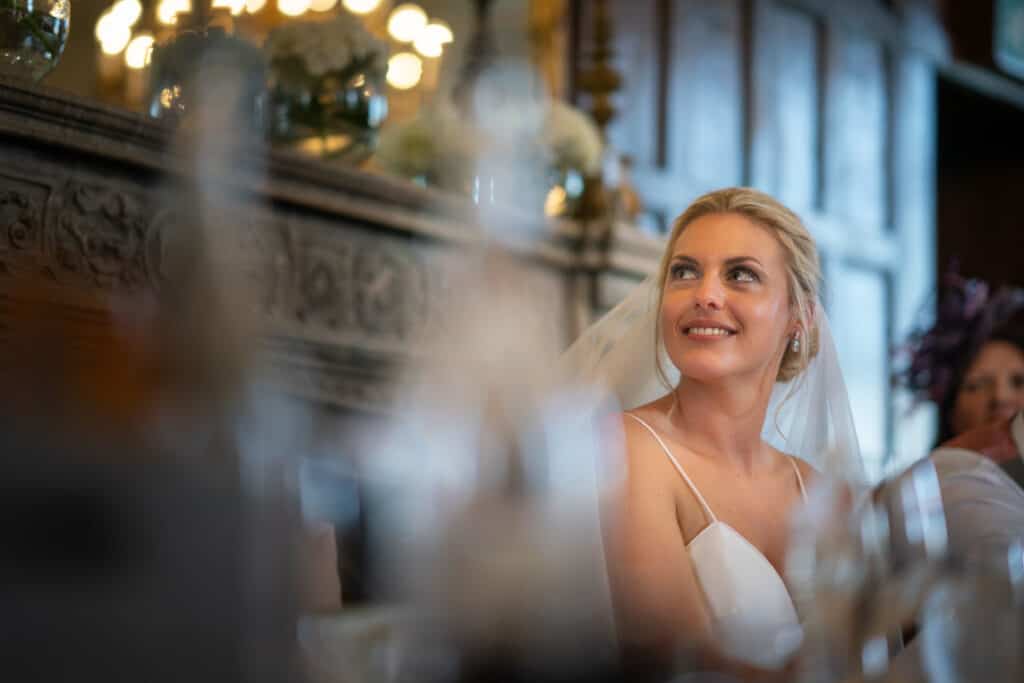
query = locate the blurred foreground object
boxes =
[357,250,636,682]
[0,0,68,82]
[790,451,1024,683]
[0,51,304,682]
[941,411,1024,487]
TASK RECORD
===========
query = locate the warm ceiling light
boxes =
[245,0,266,12]
[310,0,337,11]
[412,21,452,58]
[94,12,115,42]
[124,32,154,69]
[212,0,246,15]
[99,26,132,55]
[277,0,311,16]
[156,0,190,25]
[110,0,142,27]
[424,20,452,44]
[413,31,442,58]
[387,3,426,43]
[386,51,422,90]
[95,13,132,54]
[342,0,381,13]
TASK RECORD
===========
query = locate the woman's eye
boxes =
[670,264,698,280]
[963,377,991,393]
[729,267,759,283]
[1011,373,1024,390]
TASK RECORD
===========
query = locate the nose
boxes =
[694,273,724,310]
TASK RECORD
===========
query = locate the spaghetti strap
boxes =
[787,456,808,502]
[625,412,717,524]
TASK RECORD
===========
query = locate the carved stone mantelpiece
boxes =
[0,77,662,413]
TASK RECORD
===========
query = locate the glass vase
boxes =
[0,0,69,82]
[267,56,388,165]
[147,26,266,130]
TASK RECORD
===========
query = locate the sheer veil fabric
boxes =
[561,275,866,485]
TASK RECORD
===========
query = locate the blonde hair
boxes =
[655,187,821,386]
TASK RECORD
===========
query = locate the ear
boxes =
[790,299,816,336]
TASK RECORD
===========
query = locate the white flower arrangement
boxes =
[540,100,604,176]
[264,13,388,77]
[377,98,603,191]
[375,100,480,190]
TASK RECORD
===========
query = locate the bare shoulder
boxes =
[618,404,675,481]
[767,444,817,486]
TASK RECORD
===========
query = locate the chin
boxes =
[671,356,736,383]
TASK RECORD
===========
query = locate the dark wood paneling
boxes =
[937,75,1024,289]
[823,27,888,232]
[667,0,745,192]
[750,1,819,211]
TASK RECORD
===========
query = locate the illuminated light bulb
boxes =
[212,0,246,15]
[110,0,142,27]
[310,0,336,11]
[156,0,190,25]
[413,31,442,58]
[124,32,155,69]
[387,3,426,43]
[342,0,381,13]
[413,21,452,59]
[94,12,116,42]
[96,15,132,54]
[386,51,422,90]
[245,0,266,12]
[277,0,311,16]
[424,20,452,44]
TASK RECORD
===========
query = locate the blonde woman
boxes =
[565,187,863,678]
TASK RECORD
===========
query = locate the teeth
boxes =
[687,327,731,336]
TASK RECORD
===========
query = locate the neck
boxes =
[669,370,777,472]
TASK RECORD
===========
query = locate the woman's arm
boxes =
[605,415,714,657]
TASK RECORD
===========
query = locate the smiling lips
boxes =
[682,321,737,339]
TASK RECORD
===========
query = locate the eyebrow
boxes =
[670,255,765,269]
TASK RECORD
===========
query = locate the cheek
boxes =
[737,296,790,339]
[660,295,687,335]
[955,390,986,420]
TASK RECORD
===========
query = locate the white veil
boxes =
[561,275,866,484]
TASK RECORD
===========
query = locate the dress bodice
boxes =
[626,413,806,669]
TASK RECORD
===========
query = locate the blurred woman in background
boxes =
[896,272,1024,444]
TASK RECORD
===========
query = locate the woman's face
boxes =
[951,340,1024,435]
[660,212,794,385]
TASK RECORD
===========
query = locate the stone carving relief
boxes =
[287,221,435,344]
[353,241,428,340]
[0,171,462,410]
[52,181,163,290]
[0,175,49,277]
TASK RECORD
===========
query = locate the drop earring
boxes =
[791,334,800,353]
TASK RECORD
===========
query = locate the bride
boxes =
[564,187,863,679]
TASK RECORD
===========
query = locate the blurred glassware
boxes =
[264,14,388,165]
[919,545,1024,683]
[358,251,623,682]
[789,458,954,682]
[608,153,643,225]
[0,0,69,81]
[540,100,603,220]
[147,22,266,128]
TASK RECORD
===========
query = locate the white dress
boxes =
[627,413,806,670]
